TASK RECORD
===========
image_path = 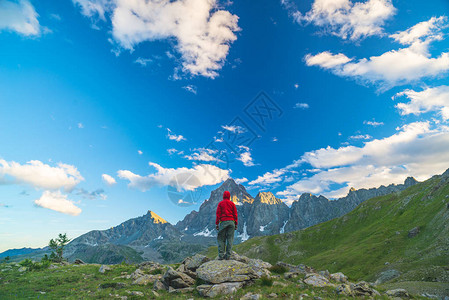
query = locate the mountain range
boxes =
[2,174,420,264]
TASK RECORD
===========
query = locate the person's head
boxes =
[223,190,230,200]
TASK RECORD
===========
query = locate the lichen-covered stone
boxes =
[196,260,259,284]
[197,282,244,297]
[304,273,335,287]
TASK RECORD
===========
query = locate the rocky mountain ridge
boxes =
[2,175,420,264]
[177,176,418,241]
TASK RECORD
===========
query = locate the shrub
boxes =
[259,275,273,286]
[269,264,288,274]
[149,268,163,275]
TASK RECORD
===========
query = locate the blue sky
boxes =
[1,0,449,251]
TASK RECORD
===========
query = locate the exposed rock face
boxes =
[285,177,418,232]
[55,175,419,265]
[246,192,290,237]
[176,178,255,238]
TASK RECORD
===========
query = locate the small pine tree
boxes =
[4,256,10,263]
[49,233,71,263]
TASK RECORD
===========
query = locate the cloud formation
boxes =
[117,161,229,191]
[236,146,255,167]
[74,0,240,78]
[34,190,82,216]
[167,128,186,142]
[293,0,395,41]
[277,121,449,200]
[0,0,40,36]
[395,85,449,121]
[305,16,449,89]
[102,173,117,185]
[184,148,222,162]
[0,159,84,191]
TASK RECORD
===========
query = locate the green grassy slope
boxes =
[207,172,449,287]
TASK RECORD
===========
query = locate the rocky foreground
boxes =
[100,252,421,299]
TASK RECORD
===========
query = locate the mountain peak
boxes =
[255,191,282,205]
[404,176,418,187]
[147,211,167,224]
[349,187,356,192]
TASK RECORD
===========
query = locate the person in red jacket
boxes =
[215,190,238,260]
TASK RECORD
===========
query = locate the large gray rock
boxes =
[350,281,380,296]
[183,254,210,271]
[386,289,410,298]
[374,269,400,284]
[99,265,111,273]
[197,260,260,284]
[304,273,335,287]
[330,272,347,283]
[161,266,195,289]
[197,282,244,298]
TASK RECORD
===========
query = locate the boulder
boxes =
[183,254,210,271]
[374,269,400,284]
[197,260,260,284]
[197,282,244,298]
[304,273,335,287]
[408,226,420,238]
[152,279,167,291]
[336,284,353,296]
[247,259,271,277]
[132,274,160,285]
[330,272,347,283]
[386,289,410,298]
[350,281,380,296]
[240,292,261,300]
[99,265,112,273]
[74,259,85,265]
[318,270,330,279]
[161,266,195,288]
[18,267,27,272]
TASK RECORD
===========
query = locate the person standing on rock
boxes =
[215,190,238,260]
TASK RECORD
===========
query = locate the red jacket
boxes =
[216,199,238,225]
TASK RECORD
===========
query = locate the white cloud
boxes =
[364,120,384,126]
[138,150,143,155]
[272,137,278,142]
[294,102,310,109]
[74,0,240,78]
[184,148,222,162]
[134,57,152,66]
[0,159,84,191]
[167,128,186,142]
[117,162,229,191]
[305,17,449,89]
[235,177,248,184]
[167,148,184,155]
[349,134,372,140]
[78,122,84,129]
[277,121,449,199]
[221,125,246,134]
[102,173,117,185]
[395,85,449,121]
[0,0,41,36]
[34,190,82,216]
[294,83,299,89]
[293,0,395,41]
[183,85,197,94]
[249,160,301,186]
[305,51,352,68]
[236,146,256,167]
[72,0,112,20]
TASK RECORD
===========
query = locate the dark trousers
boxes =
[217,220,235,259]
